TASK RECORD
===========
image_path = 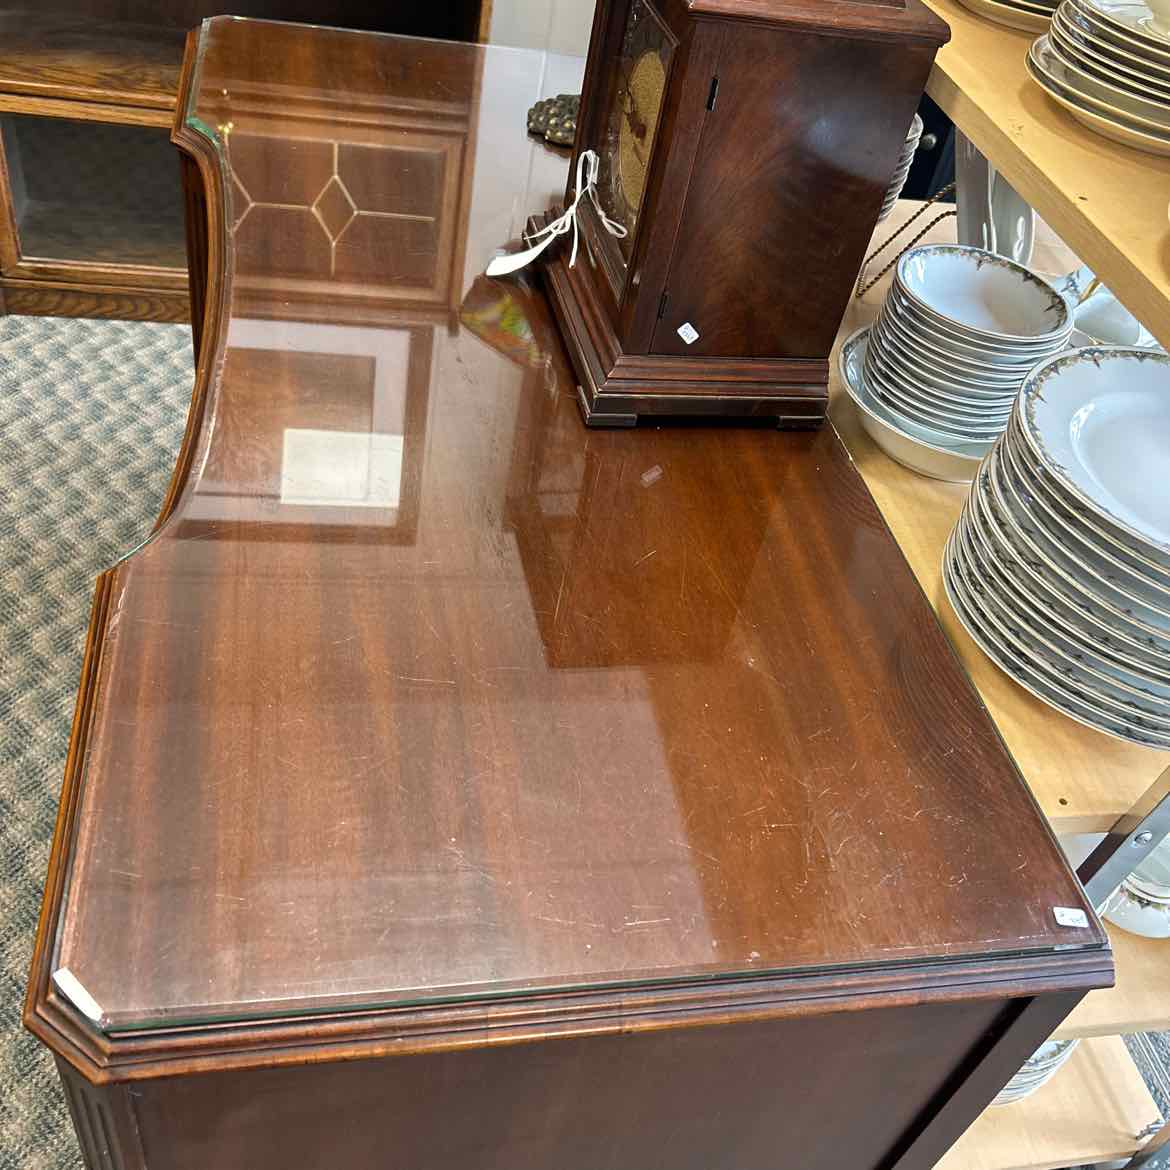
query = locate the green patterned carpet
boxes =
[0,315,1165,1169]
[0,317,193,1170]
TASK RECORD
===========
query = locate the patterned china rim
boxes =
[999,433,1170,601]
[864,359,1011,438]
[886,282,1072,357]
[875,308,1031,388]
[968,462,1170,666]
[867,342,1016,417]
[944,534,1170,747]
[1007,420,1170,577]
[956,0,1053,32]
[881,300,1055,373]
[870,318,1019,406]
[981,453,1170,646]
[987,443,1170,631]
[1027,49,1170,153]
[1053,7,1170,95]
[964,471,1170,682]
[895,245,1073,345]
[955,511,1170,698]
[1034,34,1170,131]
[1074,0,1170,52]
[951,511,1170,722]
[1067,0,1170,63]
[1016,347,1170,555]
[838,329,990,479]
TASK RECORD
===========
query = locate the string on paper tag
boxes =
[485,149,628,278]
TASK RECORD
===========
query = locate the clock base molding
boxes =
[533,212,829,429]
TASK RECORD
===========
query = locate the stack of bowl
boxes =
[851,245,1073,480]
[943,347,1170,750]
[1103,836,1170,938]
[992,1040,1080,1105]
[877,114,925,223]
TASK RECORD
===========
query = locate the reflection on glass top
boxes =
[49,18,1102,1035]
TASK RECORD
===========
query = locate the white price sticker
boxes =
[677,322,699,345]
[1053,907,1090,928]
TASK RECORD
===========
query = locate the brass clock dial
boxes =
[617,50,666,218]
[596,0,673,265]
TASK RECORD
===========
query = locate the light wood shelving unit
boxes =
[938,1037,1161,1170]
[831,0,1170,1140]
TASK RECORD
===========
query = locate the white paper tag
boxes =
[52,967,104,1022]
[1053,907,1090,928]
[677,322,699,345]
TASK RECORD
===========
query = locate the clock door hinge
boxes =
[706,76,719,111]
[657,292,669,320]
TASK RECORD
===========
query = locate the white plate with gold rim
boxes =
[957,0,1054,31]
[1052,9,1170,95]
[1027,48,1170,152]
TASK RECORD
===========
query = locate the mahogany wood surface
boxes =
[24,18,1112,1170]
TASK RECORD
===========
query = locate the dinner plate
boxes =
[1027,49,1170,152]
[944,534,1170,747]
[969,464,1170,661]
[1005,418,1170,575]
[1075,0,1170,51]
[965,475,1170,681]
[1017,347,1170,554]
[955,513,1170,697]
[1053,8,1170,95]
[999,434,1170,599]
[1068,0,1170,63]
[980,455,1170,649]
[989,445,1170,627]
[838,328,988,481]
[951,515,1170,722]
[956,0,1053,31]
[1034,35,1170,130]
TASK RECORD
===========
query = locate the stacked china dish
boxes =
[992,1040,1080,1105]
[842,244,1073,482]
[957,0,1056,34]
[877,114,925,222]
[1103,836,1170,938]
[943,347,1170,749]
[1028,0,1170,157]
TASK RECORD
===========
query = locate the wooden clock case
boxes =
[537,0,950,426]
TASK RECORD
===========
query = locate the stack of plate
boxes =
[943,347,1170,749]
[993,1040,1080,1105]
[957,0,1056,35]
[1029,0,1170,156]
[858,244,1071,469]
[877,114,924,223]
[1103,837,1170,938]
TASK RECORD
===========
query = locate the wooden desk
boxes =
[25,18,1111,1170]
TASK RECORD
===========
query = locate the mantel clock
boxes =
[536,0,950,426]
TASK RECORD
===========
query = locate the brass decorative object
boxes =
[527,93,579,148]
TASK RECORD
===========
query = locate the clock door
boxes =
[585,0,676,300]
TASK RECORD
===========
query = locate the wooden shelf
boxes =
[832,206,1170,834]
[0,11,184,112]
[922,0,1170,350]
[1054,922,1170,1040]
[938,1036,1161,1170]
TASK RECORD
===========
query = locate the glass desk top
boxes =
[48,17,1103,1033]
